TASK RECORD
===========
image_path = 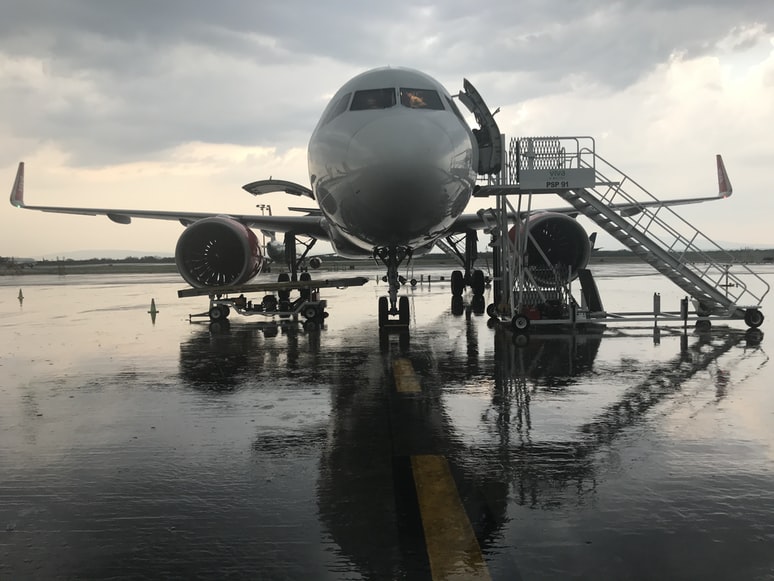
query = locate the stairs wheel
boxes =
[511,314,530,332]
[744,309,764,329]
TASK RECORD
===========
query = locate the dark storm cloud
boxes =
[1,0,773,166]
[0,1,336,165]
[424,0,774,94]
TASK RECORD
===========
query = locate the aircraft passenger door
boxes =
[457,79,502,175]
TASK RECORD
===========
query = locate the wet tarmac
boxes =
[2,265,774,580]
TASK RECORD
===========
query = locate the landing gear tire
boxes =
[744,309,764,328]
[300,272,311,301]
[471,269,485,296]
[278,272,290,301]
[378,296,389,328]
[511,314,530,332]
[486,303,497,318]
[398,296,410,325]
[451,270,464,296]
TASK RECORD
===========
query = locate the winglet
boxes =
[589,231,597,252]
[717,154,732,198]
[10,162,25,207]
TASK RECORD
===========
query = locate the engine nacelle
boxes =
[308,256,323,269]
[509,212,590,285]
[175,216,262,287]
[266,240,286,264]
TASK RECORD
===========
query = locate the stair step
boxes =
[558,181,744,310]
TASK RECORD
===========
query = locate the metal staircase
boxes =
[478,136,768,328]
[560,151,769,319]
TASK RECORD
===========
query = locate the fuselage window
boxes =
[400,88,444,110]
[350,88,396,110]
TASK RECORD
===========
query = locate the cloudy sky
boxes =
[2,0,774,258]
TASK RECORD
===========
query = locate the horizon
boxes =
[9,244,774,264]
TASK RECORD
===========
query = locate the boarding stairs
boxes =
[557,151,769,318]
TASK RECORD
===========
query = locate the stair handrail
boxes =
[574,149,769,308]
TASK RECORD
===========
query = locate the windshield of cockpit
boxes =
[348,87,444,111]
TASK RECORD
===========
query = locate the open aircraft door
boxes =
[457,79,503,175]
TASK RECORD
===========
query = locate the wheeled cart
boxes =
[178,276,369,329]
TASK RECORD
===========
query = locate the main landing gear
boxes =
[445,229,488,316]
[376,246,411,328]
[450,268,487,296]
[450,269,487,316]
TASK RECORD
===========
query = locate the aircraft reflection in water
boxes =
[485,327,765,507]
[179,320,322,390]
[176,320,765,576]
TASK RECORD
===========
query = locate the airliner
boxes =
[9,66,731,327]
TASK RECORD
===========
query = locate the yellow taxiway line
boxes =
[391,357,490,579]
[411,455,491,580]
[392,358,422,393]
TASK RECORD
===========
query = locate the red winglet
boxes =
[716,154,732,198]
[10,162,25,207]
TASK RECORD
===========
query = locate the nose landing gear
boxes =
[375,246,411,328]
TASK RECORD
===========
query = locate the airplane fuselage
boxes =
[307,67,478,257]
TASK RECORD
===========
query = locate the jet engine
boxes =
[175,216,262,287]
[509,212,591,285]
[308,256,323,269]
[266,239,286,264]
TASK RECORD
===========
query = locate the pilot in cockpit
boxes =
[402,90,427,108]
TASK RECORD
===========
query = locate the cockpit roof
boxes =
[336,66,447,96]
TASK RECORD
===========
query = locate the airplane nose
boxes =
[339,113,465,246]
[347,114,455,168]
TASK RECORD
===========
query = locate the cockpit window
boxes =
[400,88,444,110]
[321,92,351,125]
[350,88,396,110]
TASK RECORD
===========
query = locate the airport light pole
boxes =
[256,204,272,251]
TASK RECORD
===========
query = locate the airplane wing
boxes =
[453,154,733,230]
[9,162,328,237]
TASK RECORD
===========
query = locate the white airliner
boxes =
[9,66,731,327]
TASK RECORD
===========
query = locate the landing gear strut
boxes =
[282,232,317,281]
[375,246,411,328]
[444,229,487,298]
